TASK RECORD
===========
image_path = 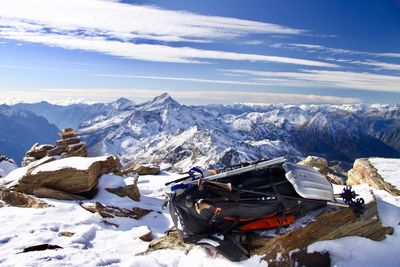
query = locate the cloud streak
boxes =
[221,69,400,92]
[0,88,361,105]
[0,0,339,67]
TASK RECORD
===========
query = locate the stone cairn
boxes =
[22,128,88,166]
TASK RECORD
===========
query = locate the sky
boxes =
[0,0,399,105]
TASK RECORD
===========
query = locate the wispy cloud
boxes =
[221,69,400,92]
[0,88,361,105]
[91,74,267,86]
[0,64,86,72]
[0,0,338,67]
[0,0,305,43]
[287,43,400,60]
[357,60,400,71]
[0,30,335,66]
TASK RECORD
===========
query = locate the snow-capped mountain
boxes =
[14,98,135,130]
[78,94,400,171]
[0,105,59,165]
[79,93,302,171]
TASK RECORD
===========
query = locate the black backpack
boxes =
[165,158,363,261]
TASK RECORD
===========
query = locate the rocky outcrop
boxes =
[144,190,392,265]
[348,158,400,196]
[11,156,119,200]
[80,202,150,220]
[120,164,160,176]
[0,186,52,208]
[252,191,392,265]
[22,128,88,167]
[298,156,328,169]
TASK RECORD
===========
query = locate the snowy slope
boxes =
[0,171,399,266]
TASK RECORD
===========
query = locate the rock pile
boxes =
[348,158,400,196]
[22,128,88,166]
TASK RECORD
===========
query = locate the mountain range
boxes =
[0,105,59,164]
[7,94,400,171]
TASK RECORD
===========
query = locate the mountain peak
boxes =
[138,93,181,111]
[110,97,134,110]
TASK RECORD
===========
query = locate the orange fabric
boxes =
[239,215,295,231]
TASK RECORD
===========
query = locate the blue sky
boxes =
[0,0,399,105]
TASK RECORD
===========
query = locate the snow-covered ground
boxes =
[0,172,399,266]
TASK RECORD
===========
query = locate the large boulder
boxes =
[348,158,400,196]
[7,156,119,198]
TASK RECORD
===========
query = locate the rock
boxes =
[58,231,75,237]
[12,156,119,198]
[80,201,151,220]
[133,226,153,242]
[143,229,192,255]
[298,156,328,169]
[46,146,67,156]
[33,187,85,201]
[145,190,392,264]
[106,183,140,202]
[63,143,88,158]
[123,164,160,176]
[56,136,81,147]
[21,129,89,167]
[25,143,55,159]
[0,186,52,208]
[325,172,346,185]
[59,128,76,139]
[348,158,400,196]
[20,244,62,253]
